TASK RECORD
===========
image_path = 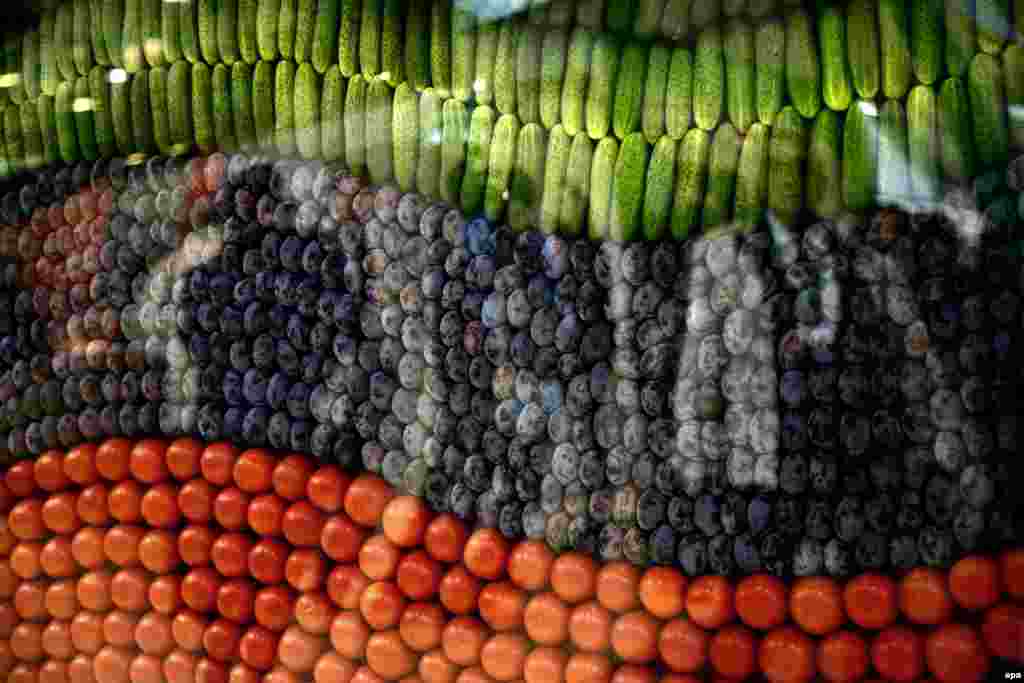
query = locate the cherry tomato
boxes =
[200,443,239,487]
[39,660,69,683]
[231,449,274,494]
[42,493,81,536]
[637,567,686,620]
[69,656,96,683]
[110,568,150,612]
[564,652,613,683]
[327,565,371,610]
[610,611,659,664]
[0,601,16,636]
[708,625,757,680]
[247,538,289,585]
[843,573,897,631]
[254,586,296,632]
[64,445,99,487]
[10,541,44,579]
[982,603,1024,663]
[9,499,47,541]
[816,630,869,683]
[103,525,144,568]
[194,658,229,683]
[480,632,528,682]
[419,650,459,683]
[568,600,612,653]
[453,667,490,683]
[359,534,401,581]
[400,602,446,653]
[593,561,639,614]
[247,494,287,537]
[10,664,41,683]
[107,481,143,524]
[182,568,221,614]
[285,548,328,593]
[148,575,182,615]
[478,581,527,633]
[789,577,845,636]
[129,440,169,485]
[396,550,443,601]
[360,581,407,631]
[211,533,253,578]
[424,514,470,565]
[899,568,953,626]
[282,502,326,548]
[871,626,924,683]
[439,565,482,615]
[734,574,788,631]
[367,630,418,680]
[203,619,242,663]
[212,488,249,531]
[76,484,111,527]
[658,617,708,674]
[271,455,315,501]
[1001,548,1024,600]
[313,652,356,683]
[136,612,175,656]
[14,581,48,621]
[331,610,371,660]
[175,611,212,651]
[164,651,196,683]
[382,496,432,548]
[178,525,216,568]
[277,625,325,673]
[104,611,141,649]
[524,592,570,646]
[70,612,104,655]
[0,560,21,598]
[441,616,489,667]
[523,647,566,683]
[178,479,216,525]
[77,570,115,612]
[295,591,336,635]
[611,665,656,683]
[139,530,180,575]
[11,621,45,662]
[238,625,278,671]
[34,452,70,493]
[925,623,989,683]
[686,576,736,631]
[40,536,77,578]
[95,646,136,683]
[6,461,39,498]
[0,519,16,555]
[46,579,79,620]
[96,439,133,482]
[349,665,385,683]
[948,555,1000,611]
[307,466,351,514]
[166,438,204,481]
[759,626,816,683]
[216,579,256,624]
[343,475,394,528]
[550,552,598,605]
[129,655,166,683]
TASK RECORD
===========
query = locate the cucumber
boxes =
[847,0,880,99]
[785,10,822,119]
[275,60,296,156]
[3,106,23,170]
[239,0,260,64]
[312,0,340,73]
[452,7,476,102]
[73,0,95,75]
[258,0,281,61]
[748,0,777,17]
[588,137,618,239]
[561,29,591,137]
[691,0,720,31]
[606,0,631,33]
[37,95,60,166]
[768,106,806,226]
[198,0,219,64]
[57,0,77,80]
[671,128,710,240]
[54,81,79,162]
[231,61,256,151]
[161,0,182,64]
[392,82,418,191]
[517,23,542,124]
[842,99,879,212]
[22,31,40,101]
[337,0,360,76]
[253,61,275,151]
[666,47,692,140]
[494,20,518,116]
[938,77,974,179]
[430,1,451,97]
[218,0,241,65]
[642,44,670,144]
[755,20,784,125]
[149,66,172,154]
[484,112,519,223]
[293,0,316,63]
[734,122,769,231]
[168,61,192,155]
[819,6,853,112]
[911,0,942,85]
[612,42,647,139]
[976,0,1009,54]
[130,69,155,154]
[89,66,117,158]
[660,0,690,41]
[702,122,740,229]
[440,98,468,204]
[724,20,755,133]
[278,0,296,59]
[575,0,605,29]
[879,0,912,99]
[635,0,664,39]
[724,0,745,17]
[694,26,723,131]
[322,67,346,162]
[642,136,676,240]
[907,85,940,204]
[40,9,60,95]
[366,78,391,182]
[529,0,550,26]
[509,123,547,232]
[877,98,910,206]
[586,34,619,140]
[204,63,229,150]
[944,0,974,77]
[609,133,649,240]
[381,0,404,86]
[539,123,571,233]
[808,108,842,218]
[461,105,496,215]
[344,74,366,175]
[19,99,43,169]
[111,75,134,154]
[180,0,200,64]
[404,0,430,89]
[142,0,165,67]
[1005,45,1024,150]
[192,62,215,153]
[547,0,573,27]
[295,62,322,160]
[559,132,593,236]
[91,0,111,66]
[474,20,498,105]
[541,27,569,130]
[968,53,1008,168]
[6,37,25,105]
[73,76,98,161]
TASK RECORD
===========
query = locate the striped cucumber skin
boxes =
[575,0,606,29]
[516,23,543,124]
[879,0,912,99]
[671,128,710,240]
[239,0,260,65]
[474,20,498,105]
[253,61,276,150]
[606,0,632,33]
[73,76,98,161]
[494,20,518,117]
[430,1,451,97]
[642,44,670,144]
[275,60,296,156]
[907,85,940,203]
[231,61,256,151]
[440,98,468,205]
[842,99,879,212]
[785,10,821,119]
[338,0,360,77]
[57,1,77,80]
[4,106,24,170]
[944,0,974,77]
[366,78,392,183]
[213,64,237,152]
[6,38,25,105]
[130,70,155,154]
[142,0,165,67]
[691,0,721,31]
[938,77,975,179]
[755,20,784,125]
[121,0,144,72]
[660,0,690,41]
[110,76,134,154]
[588,137,618,239]
[808,108,842,218]
[198,0,219,65]
[104,0,126,68]
[541,27,569,130]
[73,0,95,75]
[22,31,40,101]
[666,47,692,140]
[586,35,620,140]
[322,67,346,162]
[613,42,647,139]
[258,0,280,61]
[278,0,296,59]
[89,66,117,158]
[559,132,593,236]
[484,112,519,223]
[1004,45,1024,150]
[539,123,571,233]
[55,81,79,163]
[510,123,547,232]
[392,82,418,191]
[724,20,755,133]
[968,53,1008,168]
[37,96,60,166]
[819,6,853,112]
[295,62,323,161]
[734,122,770,231]
[311,0,340,73]
[452,7,477,102]
[461,105,496,216]
[635,0,664,38]
[694,26,723,132]
[561,28,592,137]
[381,0,404,86]
[19,99,43,169]
[161,0,182,64]
[702,122,741,229]
[218,0,241,66]
[293,0,316,63]
[847,0,880,99]
[91,0,111,66]
[911,0,942,85]
[404,0,430,88]
[344,74,367,174]
[191,62,215,153]
[149,66,172,155]
[976,0,1009,54]
[642,135,677,240]
[168,61,193,154]
[180,0,200,64]
[724,0,746,17]
[40,10,60,95]
[877,98,911,205]
[768,106,806,226]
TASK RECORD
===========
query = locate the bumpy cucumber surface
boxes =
[430,1,451,97]
[541,27,569,129]
[258,0,281,61]
[73,76,98,161]
[130,69,155,154]
[516,23,543,124]
[232,62,257,150]
[111,76,134,154]
[847,0,880,99]
[877,98,910,205]
[842,99,879,212]
[278,0,296,59]
[724,20,755,133]
[768,106,806,226]
[73,0,95,75]
[253,60,275,150]
[509,123,546,232]
[911,0,942,85]
[149,66,172,155]
[198,0,219,64]
[586,34,619,140]
[819,6,852,112]
[641,135,676,240]
[807,108,842,218]
[588,136,618,239]
[322,67,346,162]
[218,0,241,65]
[381,0,404,86]
[671,128,710,240]
[393,82,420,190]
[660,0,690,41]
[968,53,1008,168]
[192,62,215,153]
[312,0,339,74]
[366,77,392,183]
[474,20,498,105]
[694,26,723,131]
[452,7,477,102]
[403,0,430,88]
[89,67,116,158]
[212,63,237,152]
[879,0,912,99]
[613,42,648,139]
[275,60,296,156]
[91,0,111,66]
[666,47,692,139]
[944,0,975,77]
[22,31,40,101]
[56,0,77,80]
[702,122,741,229]
[461,105,496,216]
[494,20,518,117]
[55,81,79,163]
[539,123,571,234]
[734,122,769,231]
[440,98,468,205]
[561,27,592,137]
[484,112,519,223]
[344,73,367,174]
[168,61,192,154]
[40,9,60,95]
[19,98,43,168]
[907,85,940,203]
[36,95,60,166]
[142,0,165,67]
[785,9,821,119]
[338,0,360,76]
[1002,45,1023,150]
[161,0,182,64]
[642,44,670,144]
[239,0,260,64]
[938,77,974,180]
[976,0,1009,54]
[559,132,593,236]
[180,0,200,64]
[296,62,323,160]
[755,20,784,125]
[293,0,315,63]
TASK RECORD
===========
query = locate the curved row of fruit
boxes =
[1,437,1023,683]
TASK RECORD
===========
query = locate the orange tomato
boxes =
[148,575,182,615]
[708,625,757,680]
[247,494,287,537]
[321,515,366,564]
[64,444,99,487]
[568,600,612,653]
[15,581,48,621]
[360,581,407,631]
[396,550,444,601]
[359,534,402,581]
[524,591,570,646]
[282,501,326,548]
[46,579,80,620]
[76,484,111,527]
[41,536,78,578]
[610,664,656,683]
[735,574,788,631]
[596,562,641,614]
[212,488,249,531]
[216,580,256,625]
[135,612,175,656]
[94,647,132,683]
[182,568,222,614]
[5,461,38,498]
[464,529,510,581]
[564,652,613,683]
[129,440,169,485]
[295,591,336,635]
[70,612,104,655]
[34,452,70,493]
[233,449,275,494]
[172,610,209,652]
[330,610,371,660]
[69,656,95,683]
[178,525,216,568]
[307,466,351,514]
[441,616,489,667]
[178,479,216,524]
[272,455,315,501]
[1001,548,1024,600]
[686,576,736,630]
[366,630,417,681]
[899,568,953,626]
[110,568,151,612]
[658,617,709,674]
[759,626,816,683]
[313,652,356,683]
[925,623,989,683]
[200,443,239,487]
[284,548,328,593]
[439,565,482,615]
[870,626,924,683]
[211,532,253,578]
[637,567,686,620]
[9,499,47,541]
[343,475,394,528]
[981,603,1024,663]
[165,438,204,481]
[424,514,470,565]
[948,555,1000,611]
[419,650,459,683]
[11,621,45,662]
[42,493,81,535]
[77,570,115,612]
[277,625,326,674]
[138,529,180,575]
[327,565,371,611]
[108,481,144,523]
[480,633,529,682]
[164,651,196,683]
[254,586,295,632]
[10,541,44,579]
[551,552,598,605]
[400,602,446,652]
[103,525,144,568]
[789,576,844,636]
[453,668,491,683]
[523,647,566,683]
[382,496,432,548]
[610,611,659,664]
[96,439,133,482]
[816,631,869,683]
[478,581,527,632]
[843,573,897,630]
[247,538,289,585]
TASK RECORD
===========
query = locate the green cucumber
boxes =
[938,77,975,179]
[666,47,692,140]
[275,60,296,156]
[452,7,476,102]
[392,82,418,190]
[484,112,519,223]
[239,0,260,64]
[819,6,853,112]
[192,62,215,153]
[539,123,571,233]
[121,0,144,72]
[842,99,879,212]
[37,95,60,166]
[130,69,154,154]
[586,34,619,140]
[366,78,391,182]
[694,26,723,131]
[609,133,648,240]
[258,0,280,60]
[547,0,573,26]
[461,105,496,216]
[494,20,518,117]
[19,100,43,169]
[748,0,777,17]
[73,0,95,75]
[1003,44,1024,150]
[911,0,942,85]
[381,0,404,86]
[295,62,322,160]
[944,0,975,77]
[724,0,745,17]
[847,0,880,100]
[3,106,23,170]
[440,98,468,204]
[430,1,451,97]
[734,122,769,231]
[702,122,740,229]
[73,76,98,161]
[755,19,785,125]
[660,0,690,41]
[91,0,111,66]
[671,128,710,240]
[142,0,165,67]
[231,61,256,151]
[198,0,219,64]
[322,67,346,162]
[808,108,842,218]
[218,0,241,65]
[312,0,340,74]
[559,132,593,236]
[278,0,296,59]
[103,0,127,68]
[213,63,237,151]
[89,66,117,158]
[907,85,940,203]
[293,0,316,63]
[41,9,60,95]
[509,123,547,232]
[642,136,676,240]
[22,31,40,101]
[516,23,542,124]
[344,74,366,175]
[57,0,77,80]
[606,0,631,33]
[691,0,720,31]
[635,0,663,38]
[575,0,605,29]
[54,81,79,162]
[968,53,1008,168]
[541,27,569,130]
[724,20,755,133]
[168,61,192,155]
[253,60,275,150]
[111,75,134,154]
[360,0,383,74]
[768,106,806,226]
[404,0,430,88]
[149,66,172,155]
[161,0,182,64]
[879,0,912,99]
[529,0,550,26]
[613,42,647,139]
[976,0,1009,54]
[588,136,618,239]
[642,44,670,144]
[339,0,360,76]
[785,9,821,119]
[180,0,200,64]
[474,20,498,104]
[877,98,910,206]
[562,28,593,137]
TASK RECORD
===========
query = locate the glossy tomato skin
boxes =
[637,567,686,620]
[596,562,641,614]
[735,574,788,631]
[307,466,351,513]
[238,626,278,671]
[423,515,469,566]
[658,618,709,674]
[166,439,204,481]
[330,610,371,660]
[272,456,315,501]
[64,445,99,487]
[399,602,446,653]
